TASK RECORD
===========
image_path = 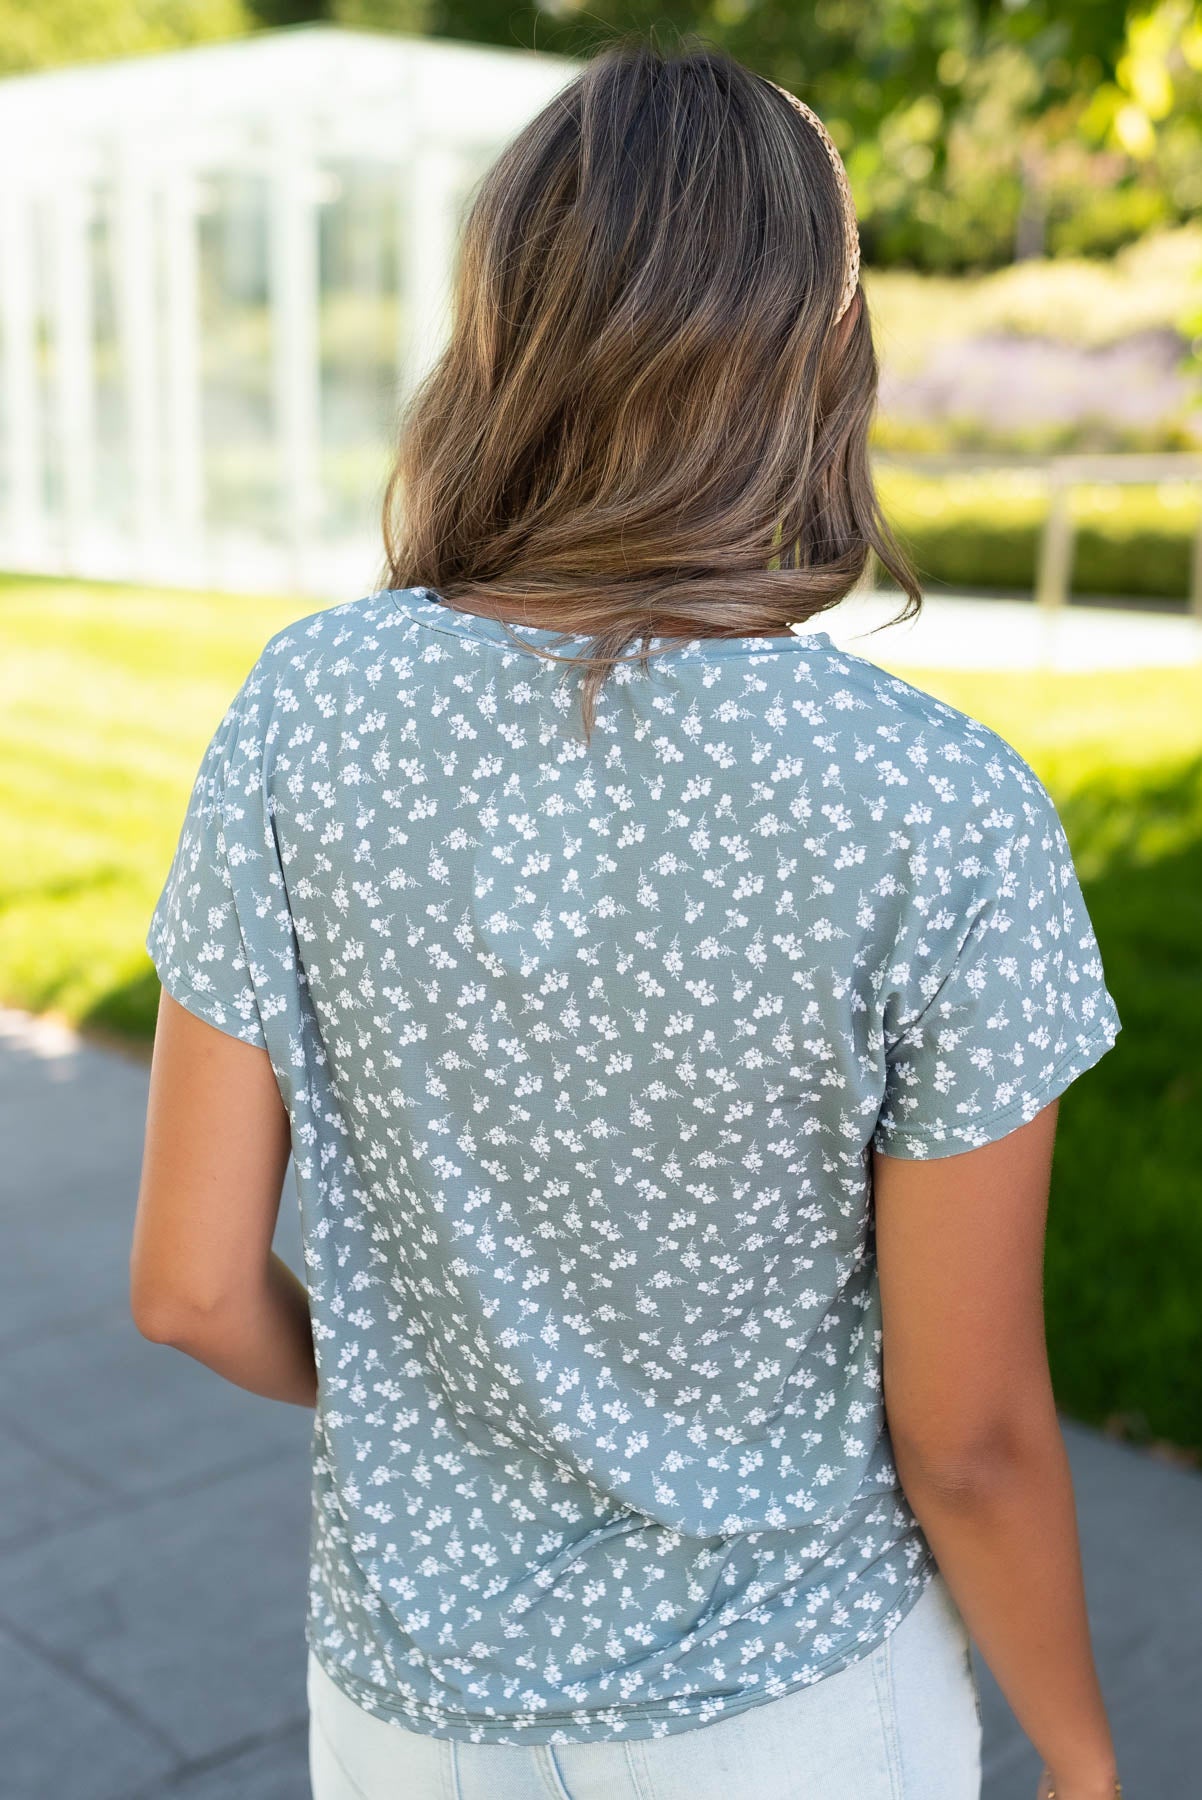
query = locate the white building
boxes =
[0,25,579,595]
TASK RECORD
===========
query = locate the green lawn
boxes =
[1,576,303,1041]
[4,575,1201,1460]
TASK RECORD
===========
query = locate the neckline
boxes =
[389,586,834,661]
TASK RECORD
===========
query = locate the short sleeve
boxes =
[145,677,269,1049]
[872,782,1121,1160]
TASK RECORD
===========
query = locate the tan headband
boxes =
[767,81,861,324]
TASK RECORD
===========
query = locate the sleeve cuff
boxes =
[872,1009,1121,1162]
[146,928,268,1051]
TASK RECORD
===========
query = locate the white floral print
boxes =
[146,586,1121,1744]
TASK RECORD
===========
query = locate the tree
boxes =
[0,0,253,75]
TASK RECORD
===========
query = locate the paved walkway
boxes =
[810,587,1202,671]
[2,1001,1199,1798]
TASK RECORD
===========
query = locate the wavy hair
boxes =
[380,32,921,745]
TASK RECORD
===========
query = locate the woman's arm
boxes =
[130,989,316,1409]
[873,1101,1119,1800]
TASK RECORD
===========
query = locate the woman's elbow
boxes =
[887,1409,1058,1508]
[129,1271,223,1345]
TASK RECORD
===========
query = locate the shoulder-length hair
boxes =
[380,32,920,745]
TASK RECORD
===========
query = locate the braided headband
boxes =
[766,80,861,325]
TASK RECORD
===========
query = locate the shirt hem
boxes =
[304,1548,939,1747]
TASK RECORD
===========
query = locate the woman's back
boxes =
[135,40,1126,1793]
[146,582,1119,1744]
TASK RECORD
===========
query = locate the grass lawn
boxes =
[4,574,1201,1460]
[1,575,304,1042]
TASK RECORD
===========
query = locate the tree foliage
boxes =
[0,0,253,76]
[402,0,1202,269]
[3,0,1198,270]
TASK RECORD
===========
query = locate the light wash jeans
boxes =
[308,1565,984,1799]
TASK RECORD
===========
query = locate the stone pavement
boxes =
[806,586,1202,672]
[2,1001,1198,1799]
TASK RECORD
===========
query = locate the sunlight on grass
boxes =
[0,576,305,1029]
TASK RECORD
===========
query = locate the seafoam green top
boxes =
[146,586,1121,1744]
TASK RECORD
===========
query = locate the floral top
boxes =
[146,585,1121,1744]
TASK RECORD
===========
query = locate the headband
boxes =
[767,81,861,325]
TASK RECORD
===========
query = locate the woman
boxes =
[130,34,1125,1800]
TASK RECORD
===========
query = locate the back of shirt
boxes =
[146,585,1121,1744]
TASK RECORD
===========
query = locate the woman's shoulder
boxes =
[209,591,409,766]
[253,589,406,671]
[814,639,1056,838]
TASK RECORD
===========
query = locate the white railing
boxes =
[872,451,1202,621]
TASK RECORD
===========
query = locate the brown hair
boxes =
[379,31,920,745]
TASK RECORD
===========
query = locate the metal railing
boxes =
[871,451,1202,622]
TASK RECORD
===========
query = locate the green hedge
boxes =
[877,468,1201,600]
[1037,756,1202,1462]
